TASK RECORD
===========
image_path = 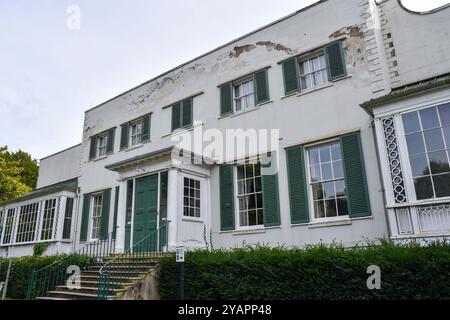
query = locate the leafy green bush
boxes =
[0,254,95,299]
[33,243,50,256]
[158,242,450,300]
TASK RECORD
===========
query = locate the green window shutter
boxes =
[261,154,281,227]
[220,82,233,116]
[141,114,151,142]
[106,128,115,154]
[182,98,193,128]
[219,164,235,231]
[172,102,181,131]
[286,146,310,224]
[89,137,97,160]
[112,186,119,240]
[325,41,347,80]
[254,69,270,104]
[100,188,111,240]
[340,132,371,218]
[80,194,91,242]
[282,57,299,95]
[120,123,129,150]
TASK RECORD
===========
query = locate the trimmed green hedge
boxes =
[0,254,95,299]
[159,242,450,300]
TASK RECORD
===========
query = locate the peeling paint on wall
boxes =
[229,41,296,58]
[329,25,364,39]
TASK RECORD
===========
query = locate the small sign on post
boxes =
[176,246,185,300]
[176,246,185,263]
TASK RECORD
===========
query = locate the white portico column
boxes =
[115,179,128,253]
[167,168,179,251]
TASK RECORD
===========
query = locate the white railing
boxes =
[393,204,450,238]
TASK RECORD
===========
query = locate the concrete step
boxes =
[55,285,121,295]
[80,274,142,283]
[36,297,70,301]
[46,291,114,300]
[75,280,126,289]
[87,265,156,272]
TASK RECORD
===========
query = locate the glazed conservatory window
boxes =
[16,202,39,243]
[183,178,201,218]
[236,163,264,227]
[62,198,74,240]
[402,103,450,200]
[91,194,103,240]
[2,209,16,244]
[299,53,328,90]
[40,199,57,241]
[233,77,255,112]
[97,133,108,157]
[129,120,143,146]
[307,141,348,219]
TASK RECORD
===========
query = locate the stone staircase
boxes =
[35,254,170,300]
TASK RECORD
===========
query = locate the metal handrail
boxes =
[97,221,169,300]
[26,227,117,300]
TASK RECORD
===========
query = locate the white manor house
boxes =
[1,0,450,258]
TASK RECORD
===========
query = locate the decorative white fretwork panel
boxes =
[382,117,407,203]
[417,205,450,234]
[395,208,413,235]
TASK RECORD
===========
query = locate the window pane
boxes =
[310,164,321,182]
[240,211,248,227]
[330,143,342,160]
[336,197,348,216]
[428,150,450,174]
[409,154,429,177]
[314,201,325,218]
[333,160,344,179]
[420,107,440,130]
[433,174,450,198]
[414,176,434,200]
[325,199,337,217]
[443,126,450,148]
[312,184,324,200]
[438,103,450,126]
[319,146,331,162]
[257,210,264,225]
[323,181,335,199]
[402,112,421,134]
[321,162,333,181]
[248,210,257,226]
[424,129,445,152]
[237,166,245,180]
[335,180,346,197]
[256,193,263,209]
[309,148,320,165]
[406,133,425,155]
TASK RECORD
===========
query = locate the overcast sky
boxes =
[0,0,447,160]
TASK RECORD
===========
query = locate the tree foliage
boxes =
[0,146,39,203]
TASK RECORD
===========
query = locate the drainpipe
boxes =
[72,187,81,252]
[370,119,393,240]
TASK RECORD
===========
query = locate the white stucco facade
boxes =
[1,0,449,258]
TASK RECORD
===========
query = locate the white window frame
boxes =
[40,198,58,241]
[89,193,103,241]
[234,159,264,230]
[233,76,256,113]
[396,100,450,204]
[304,138,350,223]
[97,133,108,158]
[15,202,40,244]
[183,177,201,218]
[129,120,143,147]
[298,51,329,91]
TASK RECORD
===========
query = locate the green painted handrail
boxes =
[97,221,169,300]
[26,227,117,300]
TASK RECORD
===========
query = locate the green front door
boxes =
[133,174,158,252]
